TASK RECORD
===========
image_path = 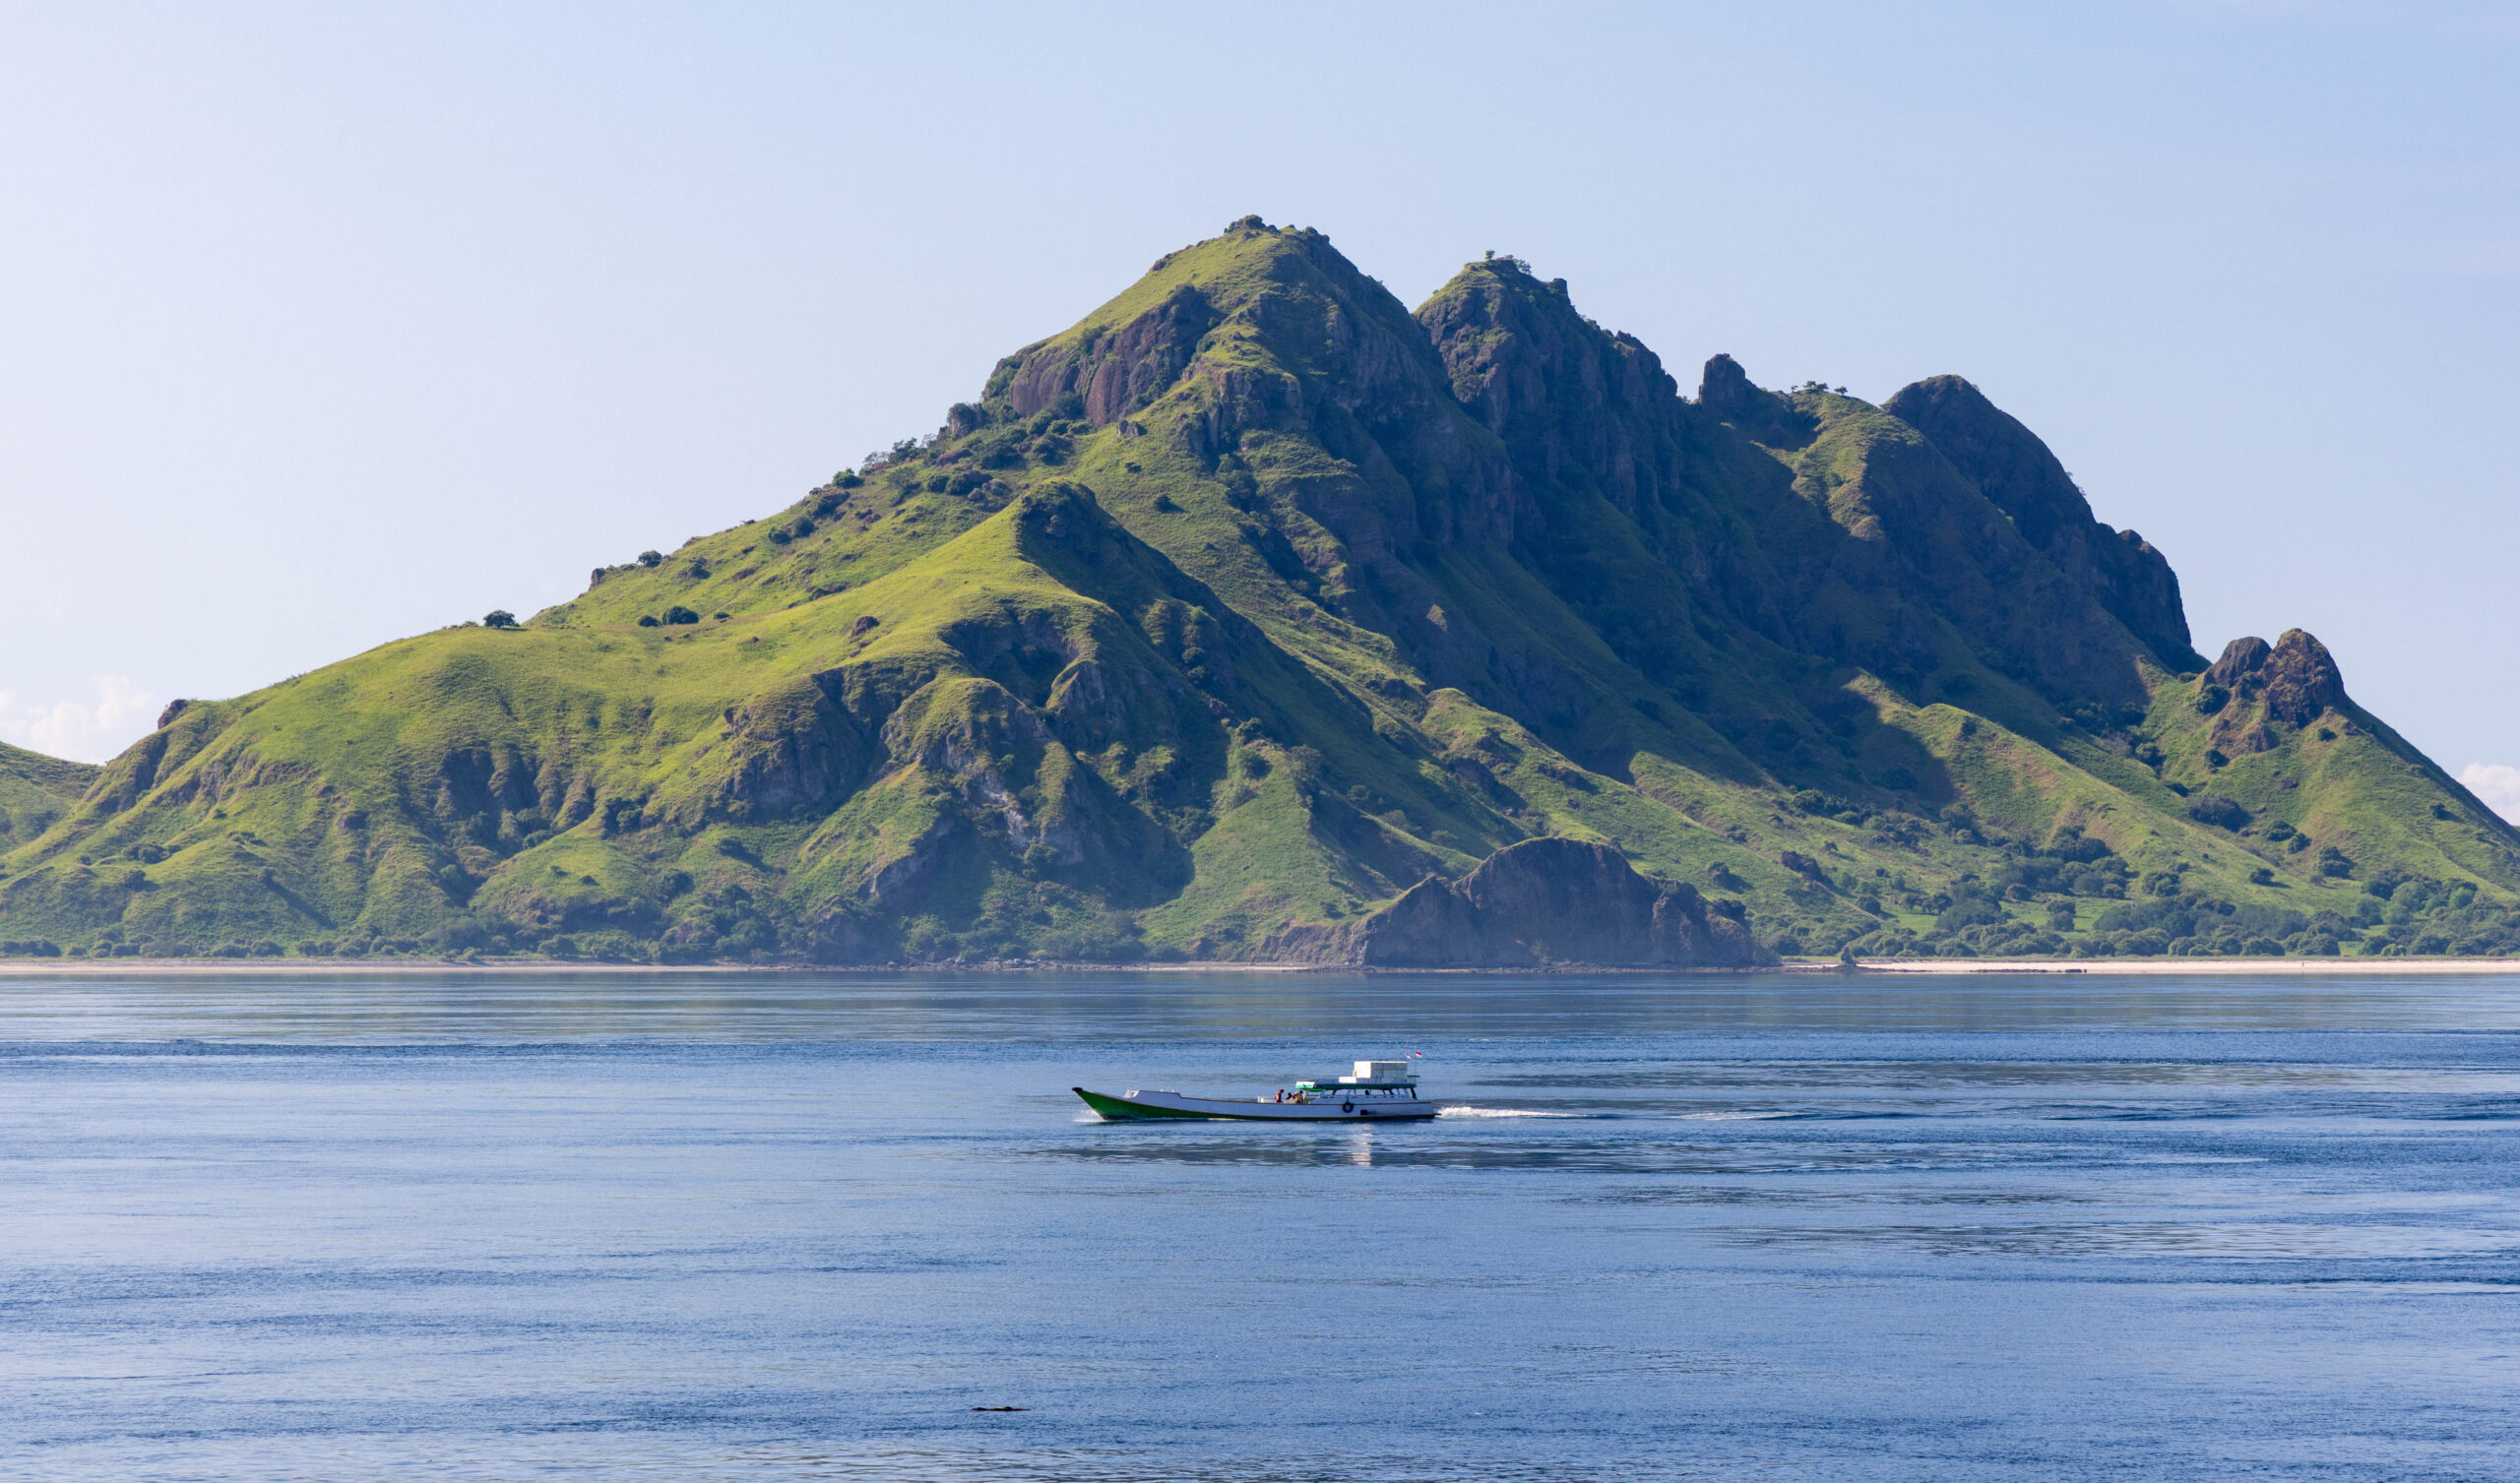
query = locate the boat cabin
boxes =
[1291,1060,1420,1097]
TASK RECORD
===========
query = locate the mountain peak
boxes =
[1884,373,2204,671]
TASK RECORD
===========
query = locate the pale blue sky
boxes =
[2,2,2514,813]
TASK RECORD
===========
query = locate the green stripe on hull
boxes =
[1073,1087,1219,1120]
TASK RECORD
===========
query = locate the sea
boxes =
[2,969,2517,1482]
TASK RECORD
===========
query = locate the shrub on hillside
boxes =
[663,606,700,626]
[2186,794,2249,830]
[637,550,662,568]
[2041,827,2116,864]
[483,610,518,630]
[637,615,660,628]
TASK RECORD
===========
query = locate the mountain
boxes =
[5,217,2516,964]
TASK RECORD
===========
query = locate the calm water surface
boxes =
[3,970,2517,1481]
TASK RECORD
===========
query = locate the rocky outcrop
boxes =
[1086,285,1219,424]
[1883,375,2205,671]
[1696,352,1808,447]
[1418,258,2164,716]
[2207,636,2271,688]
[1418,258,1684,524]
[2204,629,2348,752]
[2260,628,2347,726]
[1785,397,2155,709]
[1005,283,1221,424]
[707,672,872,821]
[1276,837,1765,967]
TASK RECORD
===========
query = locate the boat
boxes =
[1074,1060,1438,1121]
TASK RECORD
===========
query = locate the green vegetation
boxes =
[3,217,2513,963]
[0,740,98,875]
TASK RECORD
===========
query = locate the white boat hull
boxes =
[1074,1086,1437,1121]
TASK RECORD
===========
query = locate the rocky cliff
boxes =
[1276,837,1763,967]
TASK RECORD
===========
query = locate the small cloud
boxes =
[0,676,160,764]
[2459,763,2520,824]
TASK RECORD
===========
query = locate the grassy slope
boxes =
[4,223,2512,960]
[0,741,97,874]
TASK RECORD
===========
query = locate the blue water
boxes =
[3,970,2519,1481]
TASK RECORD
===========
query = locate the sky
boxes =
[1,2,2514,815]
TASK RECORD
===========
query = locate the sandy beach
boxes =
[1834,957,2520,976]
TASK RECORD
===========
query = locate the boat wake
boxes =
[1437,1105,1577,1119]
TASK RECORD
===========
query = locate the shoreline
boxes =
[0,956,2515,978]
[1827,957,2520,976]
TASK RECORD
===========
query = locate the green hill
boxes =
[0,740,95,850]
[6,218,2516,963]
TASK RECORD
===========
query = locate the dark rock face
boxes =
[2260,628,2347,727]
[1415,259,2163,721]
[709,672,871,821]
[1694,353,1807,446]
[1883,375,2204,671]
[1002,284,1218,425]
[1282,837,1764,967]
[2204,630,2346,753]
[1419,265,1680,525]
[1696,352,1758,421]
[2207,636,2271,687]
[1088,285,1219,425]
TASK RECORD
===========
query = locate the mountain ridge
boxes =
[5,216,2515,964]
